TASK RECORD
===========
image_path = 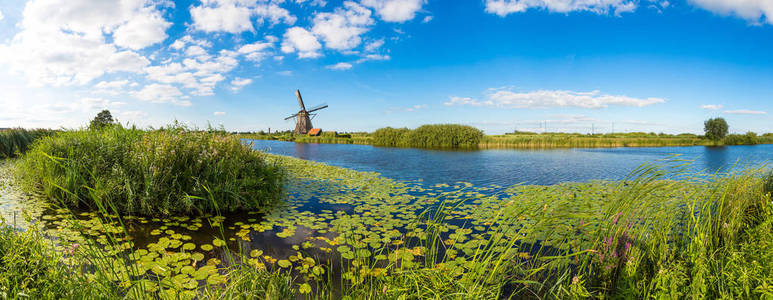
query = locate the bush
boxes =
[15,125,284,216]
[765,170,773,196]
[704,118,729,142]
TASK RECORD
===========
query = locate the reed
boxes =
[14,125,284,216]
[372,124,483,148]
[0,128,54,159]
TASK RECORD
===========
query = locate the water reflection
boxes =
[703,146,729,172]
[248,139,773,186]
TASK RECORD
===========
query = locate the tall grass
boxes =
[0,128,54,159]
[14,125,284,216]
[372,124,483,148]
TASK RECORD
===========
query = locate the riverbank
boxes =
[239,131,773,149]
[2,146,772,298]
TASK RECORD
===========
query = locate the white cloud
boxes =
[281,27,322,58]
[724,109,767,115]
[0,0,165,86]
[364,39,385,52]
[190,1,296,33]
[118,110,149,120]
[190,1,254,33]
[689,0,773,24]
[446,88,666,109]
[277,70,293,76]
[326,62,353,70]
[133,83,190,106]
[701,104,723,110]
[484,0,638,17]
[386,104,428,113]
[213,111,226,116]
[422,15,433,23]
[361,0,425,22]
[230,77,252,91]
[253,3,297,25]
[112,8,171,50]
[311,1,374,50]
[0,9,4,21]
[185,45,209,58]
[238,41,273,62]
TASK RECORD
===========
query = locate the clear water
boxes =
[247,139,773,186]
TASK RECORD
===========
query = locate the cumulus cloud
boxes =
[446,88,666,109]
[238,40,274,62]
[213,111,226,116]
[701,104,723,110]
[133,83,190,106]
[422,15,433,23]
[326,62,353,70]
[281,27,322,58]
[724,109,767,115]
[190,1,254,33]
[0,0,167,86]
[484,0,638,17]
[312,1,374,50]
[230,77,252,91]
[190,0,296,33]
[0,9,4,21]
[689,0,773,24]
[361,0,426,22]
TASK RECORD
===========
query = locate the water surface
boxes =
[248,140,772,186]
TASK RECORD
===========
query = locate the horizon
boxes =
[1,0,772,135]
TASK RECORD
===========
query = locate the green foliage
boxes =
[371,127,411,147]
[724,132,759,145]
[0,222,109,298]
[764,170,773,195]
[704,117,729,141]
[15,125,284,216]
[372,124,484,148]
[0,128,54,159]
[89,109,115,130]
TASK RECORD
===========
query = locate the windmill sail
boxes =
[284,90,327,134]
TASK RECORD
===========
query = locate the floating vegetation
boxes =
[1,150,772,298]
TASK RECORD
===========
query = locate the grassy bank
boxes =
[14,125,283,216]
[241,128,773,149]
[3,149,772,298]
[0,128,54,159]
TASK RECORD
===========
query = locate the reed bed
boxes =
[2,151,771,299]
[243,129,773,149]
[0,128,54,159]
[13,125,284,216]
[371,124,483,148]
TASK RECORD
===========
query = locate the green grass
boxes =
[0,128,54,159]
[14,125,284,216]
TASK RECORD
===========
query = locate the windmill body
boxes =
[284,90,328,135]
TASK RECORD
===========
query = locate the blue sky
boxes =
[0,0,771,134]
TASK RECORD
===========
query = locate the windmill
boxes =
[284,90,328,135]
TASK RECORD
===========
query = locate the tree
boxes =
[90,109,115,129]
[704,117,728,142]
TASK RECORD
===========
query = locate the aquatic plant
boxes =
[372,124,483,148]
[14,125,284,216]
[0,128,54,159]
[3,149,773,299]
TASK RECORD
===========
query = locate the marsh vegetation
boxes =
[1,119,772,299]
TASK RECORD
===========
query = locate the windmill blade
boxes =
[295,90,306,111]
[284,113,298,120]
[307,104,328,113]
